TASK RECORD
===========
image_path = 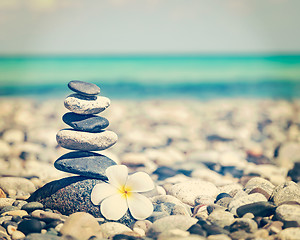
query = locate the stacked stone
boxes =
[55,80,118,180]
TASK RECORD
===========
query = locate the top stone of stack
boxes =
[68,80,100,96]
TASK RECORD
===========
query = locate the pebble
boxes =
[1,210,28,217]
[148,215,198,238]
[54,150,117,179]
[24,233,61,240]
[0,198,15,209]
[0,177,36,198]
[168,180,220,206]
[17,219,42,235]
[228,193,267,215]
[7,224,17,235]
[99,222,132,239]
[215,193,232,202]
[244,177,275,196]
[270,181,300,205]
[207,234,231,240]
[30,210,62,222]
[229,218,258,233]
[236,201,276,217]
[207,210,235,228]
[275,204,300,226]
[59,212,102,240]
[62,112,109,132]
[275,227,300,240]
[215,197,232,208]
[11,230,25,240]
[68,80,100,96]
[64,94,110,114]
[56,129,118,151]
[21,202,43,213]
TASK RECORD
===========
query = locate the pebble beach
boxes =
[0,94,300,240]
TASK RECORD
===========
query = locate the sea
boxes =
[0,55,300,99]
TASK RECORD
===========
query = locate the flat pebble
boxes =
[62,112,109,132]
[59,212,103,240]
[21,202,43,213]
[275,227,300,240]
[11,230,25,240]
[68,80,100,96]
[244,177,275,196]
[56,129,118,151]
[54,150,116,179]
[168,180,220,206]
[31,210,63,222]
[18,219,42,235]
[228,193,267,215]
[236,201,276,217]
[2,210,28,217]
[64,94,110,114]
[99,222,132,239]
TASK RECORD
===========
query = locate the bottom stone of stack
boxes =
[27,176,136,227]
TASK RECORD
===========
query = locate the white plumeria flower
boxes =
[91,165,154,221]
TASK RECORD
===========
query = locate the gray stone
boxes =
[21,202,43,213]
[229,218,258,233]
[168,180,220,206]
[276,227,300,240]
[54,151,117,179]
[207,210,235,228]
[236,201,276,217]
[270,181,300,205]
[0,177,36,197]
[244,177,275,196]
[62,112,109,132]
[148,215,197,237]
[25,233,61,240]
[275,204,300,226]
[64,94,110,115]
[27,176,136,227]
[56,129,118,151]
[99,222,132,239]
[68,80,100,96]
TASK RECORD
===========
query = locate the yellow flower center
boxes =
[119,185,132,198]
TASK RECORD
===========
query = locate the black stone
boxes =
[68,80,100,96]
[62,112,109,132]
[113,234,140,240]
[27,176,136,227]
[54,151,117,180]
[18,219,42,235]
[21,202,44,213]
[236,201,276,218]
[12,216,22,223]
[188,224,207,237]
[215,193,232,202]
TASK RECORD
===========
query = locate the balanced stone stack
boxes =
[55,80,118,179]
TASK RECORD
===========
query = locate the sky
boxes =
[0,0,300,54]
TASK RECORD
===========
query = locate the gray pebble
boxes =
[68,80,100,96]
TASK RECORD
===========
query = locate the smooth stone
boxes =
[228,193,267,215]
[207,210,235,228]
[275,227,300,240]
[62,112,109,132]
[17,219,42,235]
[229,218,258,233]
[54,151,117,180]
[0,206,20,215]
[68,80,100,96]
[56,129,118,151]
[244,177,275,196]
[30,210,63,223]
[21,202,43,213]
[275,204,300,226]
[215,197,232,208]
[270,181,300,205]
[59,212,102,240]
[215,193,232,202]
[0,216,12,225]
[1,210,28,217]
[11,230,25,240]
[236,201,276,217]
[24,233,61,240]
[0,198,15,210]
[147,215,198,237]
[168,180,220,206]
[0,177,36,198]
[99,222,132,239]
[27,176,135,227]
[64,94,110,115]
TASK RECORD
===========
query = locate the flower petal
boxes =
[100,193,128,220]
[126,172,154,192]
[91,183,118,205]
[106,165,128,189]
[127,193,153,220]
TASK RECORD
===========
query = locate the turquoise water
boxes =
[0,55,300,99]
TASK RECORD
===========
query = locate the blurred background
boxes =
[0,0,300,99]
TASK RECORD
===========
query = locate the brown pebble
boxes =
[248,187,270,200]
[7,225,17,235]
[0,188,6,198]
